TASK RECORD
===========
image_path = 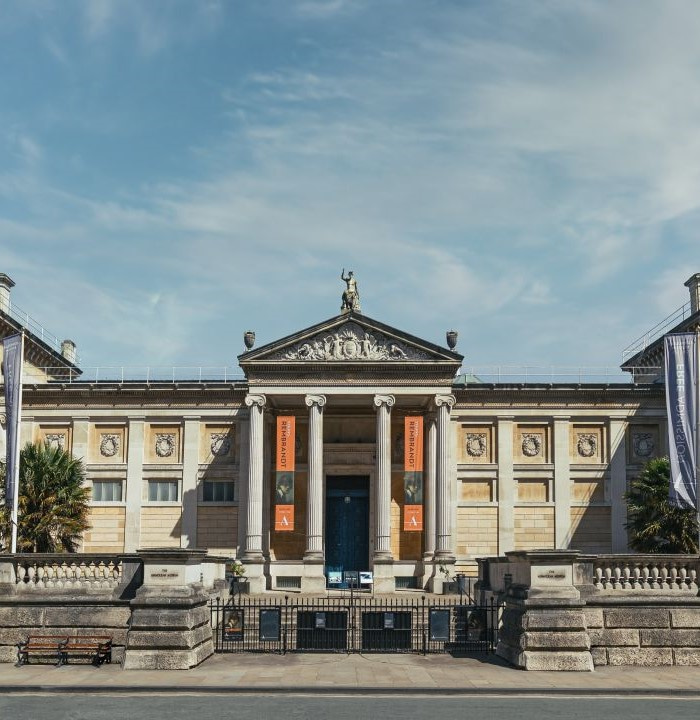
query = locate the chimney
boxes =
[0,273,15,314]
[685,273,700,314]
[61,339,77,364]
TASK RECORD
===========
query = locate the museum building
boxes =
[1,272,699,593]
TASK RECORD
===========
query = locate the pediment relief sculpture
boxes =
[270,322,433,362]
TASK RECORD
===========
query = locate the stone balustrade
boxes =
[3,554,124,591]
[590,555,700,592]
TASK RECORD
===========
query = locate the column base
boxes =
[242,562,267,594]
[371,559,395,594]
[303,551,325,563]
[301,562,327,594]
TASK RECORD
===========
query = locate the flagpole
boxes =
[696,330,700,557]
[9,332,23,554]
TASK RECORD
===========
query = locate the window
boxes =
[148,480,178,502]
[92,480,123,503]
[203,480,235,502]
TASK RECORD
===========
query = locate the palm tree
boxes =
[625,457,698,554]
[0,442,90,553]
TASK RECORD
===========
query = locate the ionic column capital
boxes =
[373,394,395,409]
[245,393,267,409]
[434,394,456,410]
[305,394,327,409]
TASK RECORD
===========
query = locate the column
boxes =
[373,394,395,560]
[435,394,456,559]
[609,416,628,553]
[180,416,200,549]
[124,417,145,553]
[497,416,515,555]
[423,413,437,560]
[304,394,326,560]
[553,416,571,549]
[242,394,266,561]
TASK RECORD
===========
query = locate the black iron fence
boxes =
[210,595,500,655]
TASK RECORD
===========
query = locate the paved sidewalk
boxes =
[1,653,700,695]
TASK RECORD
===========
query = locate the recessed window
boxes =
[148,480,178,502]
[203,481,235,502]
[92,480,123,503]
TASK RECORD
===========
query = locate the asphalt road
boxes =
[0,694,698,720]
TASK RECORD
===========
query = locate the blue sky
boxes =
[1,0,698,375]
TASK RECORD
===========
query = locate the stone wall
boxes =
[0,599,130,664]
[585,602,700,666]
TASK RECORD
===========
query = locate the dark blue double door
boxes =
[325,476,369,586]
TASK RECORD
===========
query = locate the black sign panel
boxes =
[315,612,326,629]
[429,608,450,642]
[343,571,359,587]
[259,608,281,642]
[383,612,395,629]
[222,608,244,642]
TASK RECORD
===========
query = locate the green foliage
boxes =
[0,442,90,553]
[625,457,698,554]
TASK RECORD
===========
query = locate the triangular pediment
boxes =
[239,312,462,380]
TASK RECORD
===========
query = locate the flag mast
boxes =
[9,332,24,554]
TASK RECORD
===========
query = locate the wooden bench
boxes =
[60,635,113,666]
[16,635,68,666]
[17,634,113,666]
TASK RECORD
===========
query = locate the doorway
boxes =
[325,475,370,586]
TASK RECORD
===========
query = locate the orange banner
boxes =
[275,416,295,532]
[404,416,423,473]
[275,505,294,532]
[404,416,424,531]
[404,505,423,531]
[276,416,295,472]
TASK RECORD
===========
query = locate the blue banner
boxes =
[665,334,698,510]
[3,334,22,508]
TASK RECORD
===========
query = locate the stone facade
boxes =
[0,273,696,594]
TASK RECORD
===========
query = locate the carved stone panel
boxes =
[270,321,433,362]
[200,425,235,463]
[571,426,604,463]
[515,426,548,463]
[90,426,126,463]
[629,426,659,462]
[38,426,70,453]
[147,425,181,463]
[459,426,493,464]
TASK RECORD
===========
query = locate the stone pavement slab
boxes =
[1,653,700,695]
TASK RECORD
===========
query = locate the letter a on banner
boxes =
[275,416,295,531]
[665,334,699,510]
[403,416,424,531]
[3,333,24,554]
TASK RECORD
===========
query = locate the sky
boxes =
[0,0,698,378]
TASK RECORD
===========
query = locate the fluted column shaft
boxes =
[243,394,266,561]
[435,394,456,559]
[424,413,437,559]
[305,394,326,560]
[374,394,395,560]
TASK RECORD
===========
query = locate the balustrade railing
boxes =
[591,555,700,592]
[9,554,123,591]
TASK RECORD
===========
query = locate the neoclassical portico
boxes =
[237,311,462,593]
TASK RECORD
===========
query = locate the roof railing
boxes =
[457,365,663,384]
[622,301,693,361]
[3,300,68,358]
[21,366,246,384]
[11,365,665,385]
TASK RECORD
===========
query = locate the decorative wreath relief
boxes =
[577,433,598,458]
[633,433,655,458]
[210,433,231,457]
[465,433,487,457]
[45,433,66,451]
[99,434,120,458]
[155,433,176,458]
[521,433,542,457]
